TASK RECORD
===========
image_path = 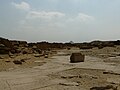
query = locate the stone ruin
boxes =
[0,37,12,54]
[0,37,120,57]
[70,53,85,63]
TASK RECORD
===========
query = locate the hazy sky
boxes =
[0,0,120,42]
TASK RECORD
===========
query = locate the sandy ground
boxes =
[0,47,120,90]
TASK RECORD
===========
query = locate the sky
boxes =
[0,0,120,43]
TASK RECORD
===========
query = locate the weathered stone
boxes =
[61,75,82,79]
[10,40,27,47]
[0,37,13,49]
[20,58,31,61]
[44,54,48,58]
[10,55,15,58]
[22,50,28,54]
[13,60,22,65]
[34,54,43,57]
[0,49,9,54]
[0,44,5,47]
[103,71,120,75]
[98,45,104,49]
[9,52,13,56]
[0,55,9,59]
[90,85,118,90]
[79,46,93,49]
[5,60,11,63]
[51,51,57,55]
[0,56,3,59]
[32,45,37,49]
[67,47,71,50]
[20,59,25,62]
[59,82,79,86]
[70,53,85,63]
[0,44,10,54]
[21,48,33,54]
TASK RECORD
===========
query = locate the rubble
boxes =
[13,60,22,65]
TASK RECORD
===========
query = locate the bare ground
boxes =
[0,47,120,90]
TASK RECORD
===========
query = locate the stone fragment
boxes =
[70,53,85,63]
[90,85,118,90]
[59,82,79,86]
[13,60,22,65]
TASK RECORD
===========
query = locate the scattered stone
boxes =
[70,53,85,63]
[79,46,93,49]
[0,44,5,47]
[59,82,79,86]
[103,71,120,75]
[44,54,48,58]
[90,85,118,90]
[61,75,82,79]
[0,56,4,59]
[5,60,11,63]
[34,54,43,57]
[0,55,9,59]
[0,38,13,48]
[9,55,15,58]
[20,59,25,62]
[98,45,104,49]
[83,74,98,79]
[20,58,31,62]
[51,51,57,55]
[15,49,21,54]
[0,46,10,54]
[109,55,116,57]
[111,52,120,56]
[0,38,13,55]
[13,60,22,65]
[32,45,37,49]
[9,52,13,56]
[67,47,71,50]
[22,51,27,54]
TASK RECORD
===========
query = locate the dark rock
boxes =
[10,40,27,47]
[5,60,11,63]
[61,75,82,79]
[103,71,120,75]
[20,59,25,62]
[59,82,79,86]
[90,85,118,90]
[70,53,85,63]
[20,58,31,61]
[0,37,13,54]
[32,45,37,49]
[0,56,3,59]
[13,60,22,65]
[34,54,42,57]
[98,45,104,49]
[67,47,71,50]
[0,37,13,48]
[0,44,10,54]
[44,54,48,58]
[79,46,93,49]
[10,50,16,54]
[22,50,28,54]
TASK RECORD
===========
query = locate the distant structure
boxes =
[69,41,74,44]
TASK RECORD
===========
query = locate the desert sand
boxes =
[0,47,120,90]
